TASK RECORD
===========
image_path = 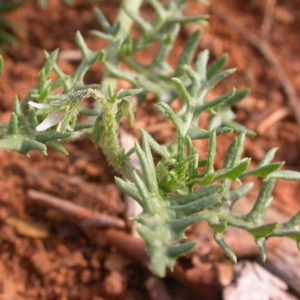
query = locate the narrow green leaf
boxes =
[0,137,47,156]
[214,233,237,263]
[256,238,267,262]
[231,131,246,167]
[169,194,221,218]
[194,49,209,83]
[246,179,276,223]
[122,5,152,33]
[249,222,278,239]
[167,241,197,259]
[94,8,112,33]
[27,107,38,128]
[167,212,212,239]
[89,30,114,42]
[99,40,123,63]
[258,148,278,167]
[155,102,183,134]
[198,159,207,167]
[169,15,209,25]
[267,170,300,181]
[147,0,165,19]
[206,68,236,90]
[185,136,198,179]
[273,229,300,240]
[196,88,235,115]
[73,123,92,131]
[35,132,71,143]
[206,53,228,80]
[50,77,68,91]
[222,88,250,109]
[206,128,216,173]
[13,96,23,118]
[117,88,142,99]
[42,49,59,78]
[223,137,237,169]
[166,184,223,205]
[279,211,300,231]
[135,142,157,193]
[75,31,91,58]
[182,65,199,97]
[115,177,143,205]
[149,248,170,278]
[208,216,228,233]
[135,74,166,97]
[136,225,158,245]
[229,183,254,207]
[132,171,154,214]
[46,140,68,155]
[141,130,158,191]
[175,30,201,76]
[152,25,179,68]
[221,119,256,137]
[172,77,192,105]
[188,126,232,140]
[216,158,250,181]
[80,108,99,116]
[240,162,284,180]
[6,113,18,136]
[140,129,169,159]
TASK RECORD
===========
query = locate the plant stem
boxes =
[99,0,143,97]
[88,89,135,180]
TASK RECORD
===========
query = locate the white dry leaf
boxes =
[28,101,74,132]
[223,261,297,300]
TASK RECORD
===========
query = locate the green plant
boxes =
[0,0,300,277]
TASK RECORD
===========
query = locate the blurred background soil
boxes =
[0,0,299,299]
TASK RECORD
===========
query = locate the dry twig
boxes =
[27,189,125,229]
[212,6,300,126]
[256,107,291,134]
[261,0,277,41]
[26,188,222,299]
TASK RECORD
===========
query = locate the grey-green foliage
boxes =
[0,0,300,277]
[115,58,300,276]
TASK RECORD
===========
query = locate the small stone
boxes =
[104,252,130,272]
[59,251,88,268]
[80,269,92,284]
[103,271,124,296]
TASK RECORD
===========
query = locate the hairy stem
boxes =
[88,89,135,180]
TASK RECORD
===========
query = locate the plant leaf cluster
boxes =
[0,0,299,278]
[115,52,300,276]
